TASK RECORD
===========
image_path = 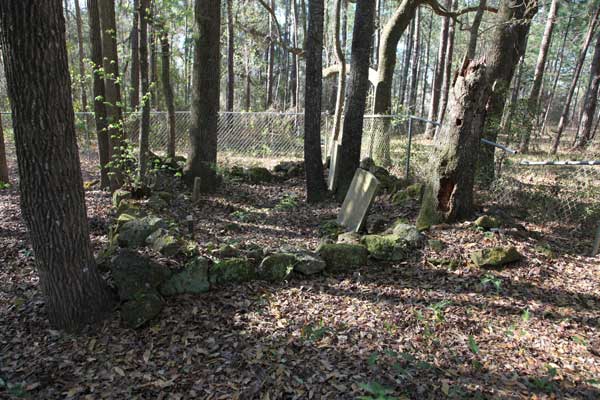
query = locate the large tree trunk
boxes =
[407,6,421,113]
[425,0,450,138]
[398,17,415,107]
[130,0,140,111]
[0,112,8,184]
[98,0,124,189]
[138,0,151,182]
[226,0,235,111]
[520,0,559,152]
[149,1,160,110]
[335,0,376,201]
[575,31,600,149]
[160,22,177,159]
[466,0,486,59]
[304,0,327,203]
[420,9,433,116]
[0,0,115,332]
[477,0,537,186]
[183,0,221,192]
[87,0,110,189]
[266,0,276,109]
[417,59,488,229]
[74,0,88,112]
[551,4,600,154]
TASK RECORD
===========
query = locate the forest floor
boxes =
[0,148,599,400]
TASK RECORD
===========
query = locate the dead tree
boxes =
[417,59,489,228]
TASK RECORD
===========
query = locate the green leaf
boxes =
[468,335,479,355]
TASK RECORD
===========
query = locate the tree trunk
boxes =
[130,0,140,111]
[575,31,600,149]
[399,17,415,107]
[436,0,456,133]
[331,0,346,142]
[149,1,160,110]
[425,0,450,137]
[160,22,177,159]
[226,0,235,111]
[0,0,115,332]
[266,0,276,109]
[336,0,376,201]
[87,0,110,189]
[138,0,151,182]
[417,60,489,229]
[0,112,8,184]
[540,10,572,138]
[74,0,88,112]
[551,4,600,154]
[98,0,124,189]
[408,6,421,113]
[420,9,433,117]
[477,0,537,186]
[520,0,559,152]
[304,0,327,203]
[183,0,221,192]
[244,44,251,111]
[500,54,525,146]
[466,0,486,59]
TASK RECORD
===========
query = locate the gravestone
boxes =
[327,141,342,191]
[337,169,380,232]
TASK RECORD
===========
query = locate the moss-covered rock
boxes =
[145,229,182,256]
[110,249,172,300]
[160,257,210,296]
[361,234,411,261]
[389,222,424,246]
[117,216,164,248]
[428,257,460,269]
[470,246,523,268]
[369,165,398,192]
[318,219,344,238]
[258,253,296,281]
[534,243,556,259]
[316,243,368,272]
[211,244,240,259]
[115,201,145,218]
[210,258,256,285]
[428,239,445,252]
[246,167,273,183]
[112,189,132,208]
[147,193,168,211]
[474,215,501,230]
[392,183,423,205]
[292,251,326,275]
[336,231,361,245]
[121,289,164,329]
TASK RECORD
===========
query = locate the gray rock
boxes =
[209,258,256,285]
[292,251,326,275]
[316,243,368,272]
[160,257,210,296]
[258,253,296,281]
[361,234,412,261]
[474,215,502,230]
[117,216,164,248]
[389,222,424,246]
[470,246,523,268]
[211,244,240,259]
[121,289,164,328]
[110,249,172,300]
[336,231,362,245]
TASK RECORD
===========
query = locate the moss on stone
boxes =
[361,234,410,261]
[258,253,296,281]
[470,246,523,268]
[160,257,210,296]
[210,258,256,285]
[316,243,368,271]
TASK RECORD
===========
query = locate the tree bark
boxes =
[304,0,327,203]
[130,0,140,111]
[575,31,600,149]
[183,0,221,192]
[160,21,177,159]
[331,0,346,142]
[551,4,600,154]
[74,0,88,112]
[520,0,559,152]
[399,16,415,107]
[0,112,8,184]
[0,0,115,332]
[98,0,124,189]
[138,0,151,182]
[266,0,276,109]
[226,0,235,111]
[149,1,160,110]
[408,6,421,113]
[417,59,489,228]
[425,0,449,137]
[436,0,456,133]
[336,0,376,201]
[87,0,111,189]
[477,0,537,186]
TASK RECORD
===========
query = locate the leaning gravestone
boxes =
[337,169,380,232]
[327,141,342,191]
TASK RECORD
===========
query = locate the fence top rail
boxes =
[409,115,440,126]
[520,160,600,166]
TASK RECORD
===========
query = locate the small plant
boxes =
[301,321,331,342]
[275,194,299,210]
[357,382,397,400]
[468,335,479,355]
[528,365,557,393]
[0,182,10,190]
[481,273,502,292]
[428,300,452,323]
[521,308,531,322]
[230,210,251,222]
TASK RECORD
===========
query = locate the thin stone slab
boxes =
[327,141,342,191]
[337,169,380,232]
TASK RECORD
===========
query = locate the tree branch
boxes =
[422,0,497,18]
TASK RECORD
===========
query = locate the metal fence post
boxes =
[405,117,413,180]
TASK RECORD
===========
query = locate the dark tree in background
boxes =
[87,0,110,189]
[335,0,376,201]
[303,0,327,203]
[138,0,151,182]
[0,0,115,331]
[0,112,8,184]
[184,0,221,192]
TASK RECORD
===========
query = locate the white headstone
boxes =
[337,169,380,232]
